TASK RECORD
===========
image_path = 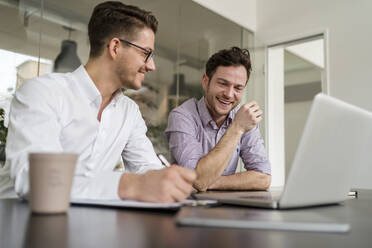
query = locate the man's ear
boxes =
[107,38,121,60]
[202,74,209,92]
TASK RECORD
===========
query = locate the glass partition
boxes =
[0,0,254,163]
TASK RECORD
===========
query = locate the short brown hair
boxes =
[88,1,158,58]
[205,47,252,82]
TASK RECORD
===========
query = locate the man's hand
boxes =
[118,166,196,203]
[233,101,263,133]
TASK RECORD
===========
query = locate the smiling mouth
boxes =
[217,97,233,107]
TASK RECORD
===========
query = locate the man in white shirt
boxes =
[0,1,195,202]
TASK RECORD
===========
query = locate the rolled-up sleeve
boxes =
[165,111,204,169]
[240,125,271,175]
[121,106,163,174]
[70,171,123,200]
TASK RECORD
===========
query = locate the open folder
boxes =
[70,198,217,210]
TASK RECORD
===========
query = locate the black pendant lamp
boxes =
[54,26,81,73]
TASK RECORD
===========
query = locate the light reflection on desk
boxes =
[24,213,68,248]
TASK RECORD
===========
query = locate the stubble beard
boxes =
[114,59,134,90]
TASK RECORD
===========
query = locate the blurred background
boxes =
[0,0,254,161]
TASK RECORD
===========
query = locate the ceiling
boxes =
[0,0,248,67]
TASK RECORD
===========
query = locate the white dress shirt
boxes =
[0,65,162,200]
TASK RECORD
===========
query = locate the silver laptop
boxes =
[195,93,372,209]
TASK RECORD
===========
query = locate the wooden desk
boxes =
[1,190,372,248]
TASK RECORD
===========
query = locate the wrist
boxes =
[117,173,141,200]
[230,121,245,136]
[193,179,208,192]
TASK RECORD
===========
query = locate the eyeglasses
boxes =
[119,39,154,63]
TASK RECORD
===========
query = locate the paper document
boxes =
[71,198,217,209]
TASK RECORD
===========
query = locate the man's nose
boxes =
[145,57,156,71]
[223,86,234,98]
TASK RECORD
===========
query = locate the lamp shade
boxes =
[53,40,81,73]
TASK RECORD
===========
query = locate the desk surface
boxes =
[1,190,372,248]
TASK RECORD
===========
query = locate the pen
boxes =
[157,154,170,167]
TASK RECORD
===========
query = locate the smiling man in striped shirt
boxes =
[166,47,271,192]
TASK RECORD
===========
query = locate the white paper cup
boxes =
[29,153,77,214]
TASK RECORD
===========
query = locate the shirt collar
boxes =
[72,65,101,104]
[197,97,213,128]
[197,97,235,129]
[72,65,124,106]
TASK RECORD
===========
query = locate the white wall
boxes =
[255,0,372,189]
[256,0,372,111]
[192,0,256,32]
[285,39,324,68]
[266,47,285,186]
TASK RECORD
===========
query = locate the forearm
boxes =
[118,167,196,203]
[193,123,243,191]
[208,171,271,191]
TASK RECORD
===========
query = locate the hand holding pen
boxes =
[157,154,171,167]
